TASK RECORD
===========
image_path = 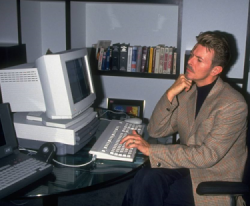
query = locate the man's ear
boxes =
[211,66,223,76]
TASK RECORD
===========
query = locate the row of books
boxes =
[96,43,177,74]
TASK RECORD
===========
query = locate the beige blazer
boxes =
[147,77,248,206]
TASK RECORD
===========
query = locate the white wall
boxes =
[21,1,42,63]
[40,2,66,55]
[0,0,18,43]
[20,1,66,62]
[71,2,86,49]
[85,3,178,47]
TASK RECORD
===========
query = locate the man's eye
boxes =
[198,59,202,62]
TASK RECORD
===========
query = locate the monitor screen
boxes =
[66,58,91,104]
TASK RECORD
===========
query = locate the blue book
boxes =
[101,51,106,70]
[105,47,111,70]
[131,46,137,72]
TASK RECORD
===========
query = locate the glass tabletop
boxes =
[8,120,149,199]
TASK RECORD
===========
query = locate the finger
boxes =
[120,134,135,144]
[124,138,136,149]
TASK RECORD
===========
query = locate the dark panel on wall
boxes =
[0,44,27,69]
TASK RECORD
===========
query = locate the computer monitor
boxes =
[36,48,96,119]
[0,48,96,120]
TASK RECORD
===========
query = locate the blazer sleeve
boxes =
[148,100,248,169]
[147,91,179,138]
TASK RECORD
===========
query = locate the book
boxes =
[119,43,129,71]
[101,51,107,70]
[152,47,156,73]
[163,47,169,74]
[127,46,133,72]
[154,46,160,74]
[136,46,142,72]
[148,47,154,73]
[144,47,150,73]
[96,40,111,59]
[105,46,111,70]
[98,47,104,70]
[158,45,165,74]
[140,46,148,73]
[166,47,174,74]
[131,46,138,72]
[111,43,120,70]
[172,48,177,74]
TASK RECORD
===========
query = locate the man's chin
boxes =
[184,73,192,80]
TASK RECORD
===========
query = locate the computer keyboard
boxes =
[89,120,145,162]
[0,153,53,199]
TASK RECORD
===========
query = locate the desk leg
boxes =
[43,196,58,206]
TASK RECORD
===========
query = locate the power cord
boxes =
[52,155,96,168]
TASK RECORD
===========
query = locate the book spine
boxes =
[148,47,154,73]
[127,46,133,72]
[111,44,120,70]
[154,46,160,74]
[140,46,148,73]
[152,47,156,73]
[167,47,173,74]
[144,47,150,73]
[172,48,177,74]
[101,51,107,70]
[98,47,104,70]
[105,46,111,70]
[120,44,129,71]
[158,46,165,74]
[131,46,138,72]
[136,46,142,72]
[163,47,169,74]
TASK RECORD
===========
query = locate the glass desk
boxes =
[4,120,149,206]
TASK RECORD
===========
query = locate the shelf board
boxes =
[95,70,178,79]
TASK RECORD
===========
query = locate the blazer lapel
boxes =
[188,78,225,137]
[187,87,197,133]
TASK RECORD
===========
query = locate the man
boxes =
[121,31,248,206]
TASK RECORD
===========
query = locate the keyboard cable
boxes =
[19,147,97,168]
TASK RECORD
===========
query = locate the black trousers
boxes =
[122,167,195,206]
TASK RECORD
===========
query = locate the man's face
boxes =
[185,44,216,87]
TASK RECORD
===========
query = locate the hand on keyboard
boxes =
[89,120,145,162]
[120,130,150,156]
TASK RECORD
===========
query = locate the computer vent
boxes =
[0,71,39,83]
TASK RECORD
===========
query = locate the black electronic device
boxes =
[35,142,57,163]
[0,103,54,199]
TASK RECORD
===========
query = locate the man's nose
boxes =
[187,55,193,65]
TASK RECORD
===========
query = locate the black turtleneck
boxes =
[195,79,217,118]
